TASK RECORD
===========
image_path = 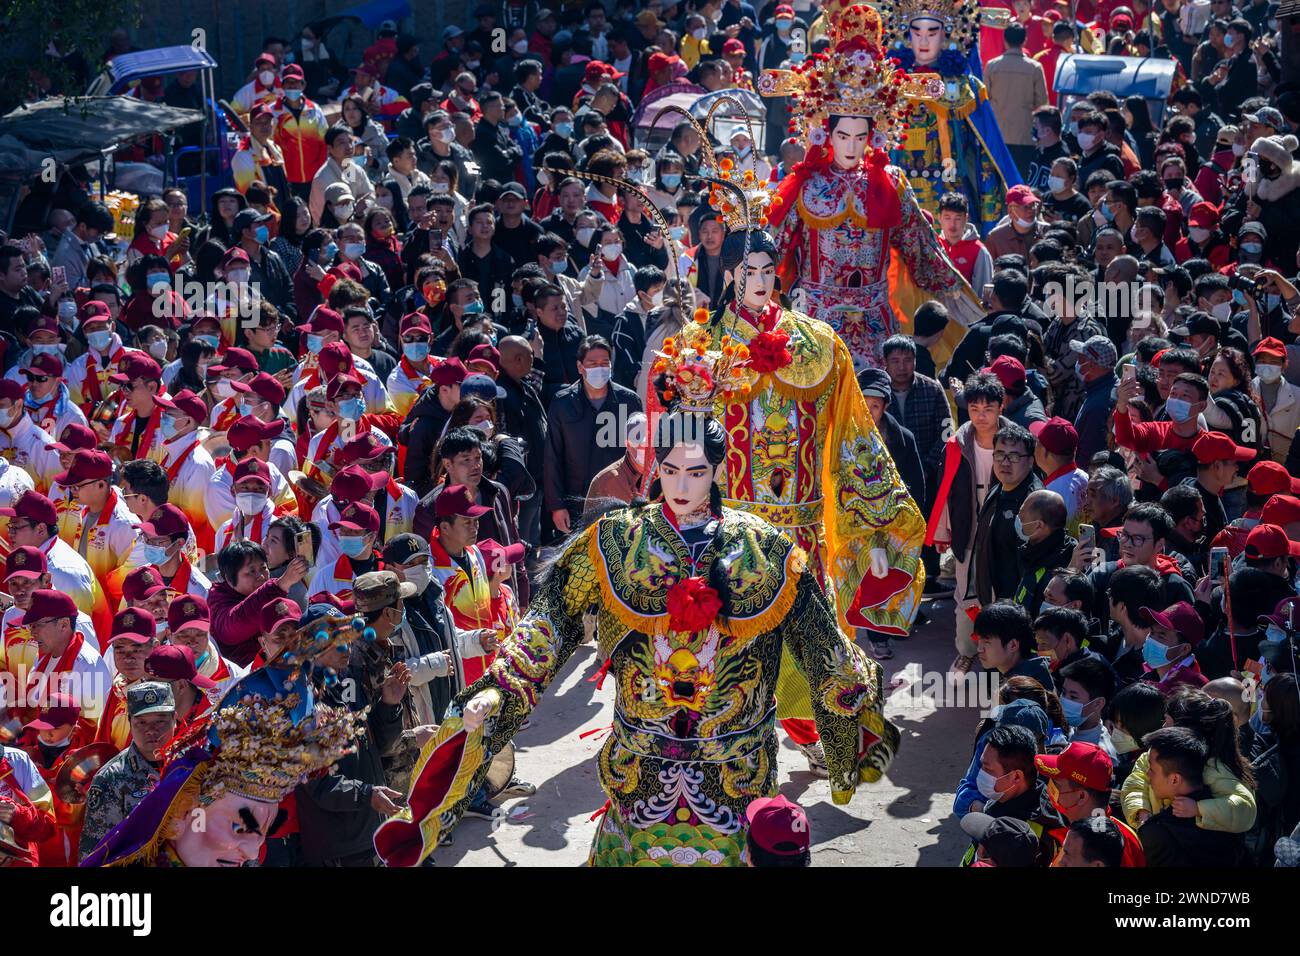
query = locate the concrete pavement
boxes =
[432,598,980,867]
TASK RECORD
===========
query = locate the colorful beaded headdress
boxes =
[758,2,944,151]
[878,0,1010,56]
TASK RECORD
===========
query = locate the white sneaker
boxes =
[795,741,830,779]
[500,776,537,798]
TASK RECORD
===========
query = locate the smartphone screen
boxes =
[1122,364,1136,383]
[1210,546,1229,581]
[294,528,314,565]
[51,265,66,287]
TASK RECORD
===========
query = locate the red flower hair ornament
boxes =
[665,576,723,633]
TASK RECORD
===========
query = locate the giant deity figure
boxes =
[757,1,982,372]
[880,0,1022,232]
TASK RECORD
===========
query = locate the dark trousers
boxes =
[323,849,379,867]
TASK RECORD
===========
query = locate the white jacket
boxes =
[1257,375,1300,463]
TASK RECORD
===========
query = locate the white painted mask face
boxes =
[659,441,714,520]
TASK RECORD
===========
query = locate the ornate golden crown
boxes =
[879,0,1008,53]
[650,315,759,413]
[201,693,366,804]
[759,3,943,151]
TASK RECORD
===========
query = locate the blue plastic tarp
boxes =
[106,46,219,95]
[335,0,413,28]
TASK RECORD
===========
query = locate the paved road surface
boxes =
[432,597,979,867]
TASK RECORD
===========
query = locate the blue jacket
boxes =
[1074,371,1117,468]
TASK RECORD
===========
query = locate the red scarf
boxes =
[163,560,193,601]
[163,431,202,482]
[84,488,121,540]
[83,343,127,408]
[399,356,432,393]
[23,630,85,717]
[1044,464,1077,486]
[219,510,267,550]
[117,402,161,460]
[211,397,240,433]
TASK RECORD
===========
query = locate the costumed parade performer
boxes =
[374,330,903,868]
[574,152,927,767]
[879,0,1021,234]
[757,1,982,371]
[79,615,368,867]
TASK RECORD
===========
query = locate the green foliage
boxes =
[0,0,142,113]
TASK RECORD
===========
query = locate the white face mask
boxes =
[227,268,250,284]
[147,339,169,361]
[438,127,457,144]
[376,194,394,209]
[148,223,169,240]
[212,380,236,399]
[1189,227,1212,244]
[333,203,354,221]
[1211,300,1233,321]
[650,290,665,309]
[404,561,433,594]
[692,28,707,40]
[235,492,267,517]
[1013,215,1034,230]
[1047,175,1066,193]
[471,419,494,436]
[1076,131,1098,151]
[583,366,612,388]
[1258,363,1284,384]
[259,70,276,86]
[513,39,529,53]
[576,227,596,246]
[601,242,622,259]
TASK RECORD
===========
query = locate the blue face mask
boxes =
[284,88,303,102]
[670,226,687,241]
[194,334,220,350]
[463,300,484,315]
[1142,636,1172,668]
[147,272,170,291]
[143,543,170,566]
[554,122,574,139]
[323,242,338,262]
[1241,242,1263,256]
[548,259,567,275]
[1101,201,1116,222]
[307,333,325,354]
[159,416,180,441]
[1165,397,1192,423]
[255,225,270,244]
[403,342,430,362]
[338,535,369,558]
[239,400,260,417]
[1060,696,1087,727]
[661,173,682,189]
[87,330,113,352]
[338,397,365,421]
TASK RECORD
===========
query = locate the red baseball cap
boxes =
[399,313,433,337]
[146,643,218,688]
[168,594,210,633]
[326,370,367,401]
[1261,494,1300,527]
[775,4,795,15]
[1253,336,1287,362]
[433,484,491,520]
[1139,601,1206,647]
[232,458,272,490]
[54,448,112,487]
[0,490,58,527]
[227,415,283,452]
[80,301,113,325]
[44,423,97,454]
[983,355,1026,391]
[110,606,157,645]
[140,503,190,541]
[317,340,354,378]
[260,597,302,635]
[23,693,80,731]
[1006,184,1038,206]
[209,346,258,376]
[281,63,305,82]
[330,464,385,505]
[745,794,810,856]
[429,357,468,388]
[123,566,167,603]
[221,247,250,271]
[19,589,77,627]
[479,538,525,574]
[1034,741,1113,791]
[231,371,287,406]
[1259,595,1300,631]
[1028,416,1078,457]
[298,307,346,336]
[1248,460,1300,496]
[722,38,746,55]
[1188,201,1219,229]
[1191,431,1255,464]
[23,352,63,378]
[467,343,500,370]
[107,353,162,387]
[254,52,278,68]
[0,380,25,404]
[153,387,208,424]
[1245,523,1300,560]
[4,546,47,581]
[330,501,381,536]
[335,432,389,467]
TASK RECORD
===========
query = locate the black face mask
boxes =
[1164,178,1185,190]
[1261,161,1282,180]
